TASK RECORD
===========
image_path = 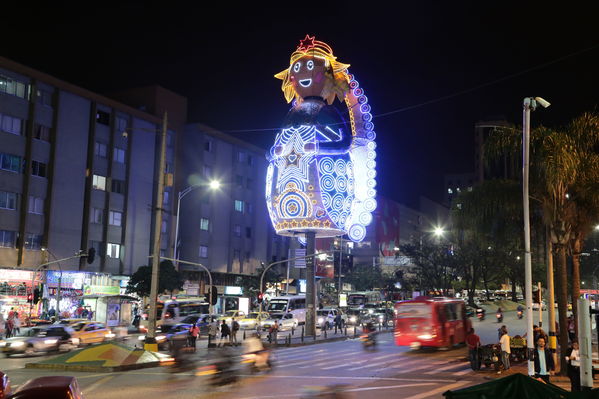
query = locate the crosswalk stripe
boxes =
[397,360,448,373]
[423,362,467,374]
[452,367,473,376]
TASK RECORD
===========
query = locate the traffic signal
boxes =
[27,293,32,302]
[257,292,264,304]
[86,247,96,264]
[208,286,218,306]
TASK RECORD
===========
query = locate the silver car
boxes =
[0,325,78,357]
[261,313,298,331]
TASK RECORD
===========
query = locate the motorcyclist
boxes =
[496,307,503,322]
[243,332,270,370]
[516,305,524,319]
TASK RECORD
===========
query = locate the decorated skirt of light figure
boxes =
[266,35,377,242]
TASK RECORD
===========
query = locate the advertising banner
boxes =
[83,285,120,296]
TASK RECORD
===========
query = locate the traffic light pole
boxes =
[157,256,213,315]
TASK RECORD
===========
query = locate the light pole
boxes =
[522,96,550,376]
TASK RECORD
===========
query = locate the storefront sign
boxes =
[46,271,87,289]
[83,285,120,296]
[225,286,242,296]
[0,269,33,281]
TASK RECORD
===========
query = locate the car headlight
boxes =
[318,318,324,324]
[368,309,374,314]
[105,333,116,339]
[138,335,146,341]
[349,317,356,322]
[11,341,25,347]
[44,339,58,345]
[0,341,6,347]
[378,316,384,321]
[71,338,80,345]
[156,335,166,341]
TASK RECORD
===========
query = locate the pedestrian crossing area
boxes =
[271,342,472,377]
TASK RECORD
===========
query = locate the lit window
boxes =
[28,196,44,214]
[0,230,16,248]
[163,190,170,206]
[0,75,27,99]
[109,210,122,226]
[92,175,106,191]
[199,246,208,258]
[200,218,210,231]
[24,233,43,250]
[0,191,17,210]
[106,243,121,258]
[0,153,22,173]
[234,200,244,213]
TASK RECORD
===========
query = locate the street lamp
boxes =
[433,227,445,238]
[522,96,550,376]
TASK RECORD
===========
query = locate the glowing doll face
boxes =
[289,55,328,100]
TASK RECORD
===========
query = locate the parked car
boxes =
[69,322,112,345]
[238,312,270,330]
[0,326,78,357]
[137,323,192,350]
[218,310,247,324]
[260,313,298,331]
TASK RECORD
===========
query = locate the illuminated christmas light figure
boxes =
[266,35,377,243]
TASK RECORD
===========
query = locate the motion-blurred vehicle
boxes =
[316,309,346,329]
[0,326,78,357]
[138,323,192,350]
[532,301,547,311]
[69,322,112,345]
[372,308,394,326]
[140,298,210,330]
[55,319,87,327]
[496,311,503,323]
[238,312,270,330]
[180,314,218,335]
[0,371,10,398]
[345,308,367,326]
[8,376,83,399]
[261,313,298,331]
[476,308,485,321]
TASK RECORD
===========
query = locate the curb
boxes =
[25,361,162,373]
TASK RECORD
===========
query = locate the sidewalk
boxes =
[480,359,572,391]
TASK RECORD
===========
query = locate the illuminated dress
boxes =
[266,36,377,242]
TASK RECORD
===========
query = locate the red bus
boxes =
[394,297,471,350]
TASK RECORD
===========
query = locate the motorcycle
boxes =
[517,310,523,319]
[241,350,273,373]
[476,308,485,321]
[360,333,377,350]
[196,355,239,386]
[496,312,503,323]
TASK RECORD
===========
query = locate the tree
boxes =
[344,264,386,291]
[126,260,184,298]
[400,239,456,296]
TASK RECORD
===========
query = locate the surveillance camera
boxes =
[122,131,128,138]
[534,97,551,108]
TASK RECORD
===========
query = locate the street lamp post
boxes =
[158,256,214,315]
[522,96,550,376]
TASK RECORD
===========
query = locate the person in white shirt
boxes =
[566,341,580,391]
[498,326,511,372]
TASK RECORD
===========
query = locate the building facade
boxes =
[0,57,184,276]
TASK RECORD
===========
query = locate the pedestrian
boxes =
[466,328,481,370]
[208,320,219,347]
[566,341,581,391]
[498,326,511,373]
[88,310,94,320]
[0,314,5,339]
[188,323,200,351]
[567,317,576,342]
[230,320,240,345]
[13,313,20,335]
[5,317,13,338]
[532,337,555,383]
[219,320,230,347]
[334,313,342,334]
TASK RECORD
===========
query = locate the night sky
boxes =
[4,4,599,207]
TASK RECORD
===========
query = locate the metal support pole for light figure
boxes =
[523,98,535,376]
[145,111,168,351]
[305,231,316,337]
[338,239,343,296]
[538,282,543,328]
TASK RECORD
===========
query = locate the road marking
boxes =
[83,375,114,393]
[400,380,471,399]
[423,362,467,374]
[239,374,457,383]
[239,382,441,398]
[406,360,449,373]
[452,367,473,376]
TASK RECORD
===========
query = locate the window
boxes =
[109,210,122,226]
[106,243,121,258]
[246,227,252,238]
[235,175,243,186]
[237,151,245,163]
[247,155,254,166]
[199,246,208,258]
[0,230,16,248]
[96,111,110,125]
[200,218,210,231]
[203,165,212,178]
[90,240,102,258]
[94,142,107,158]
[0,114,22,135]
[31,161,47,178]
[91,208,103,224]
[24,233,43,250]
[92,175,106,191]
[116,117,128,133]
[234,225,241,237]
[113,148,125,163]
[36,89,52,107]
[0,191,17,210]
[34,124,50,141]
[246,202,253,214]
[28,196,43,214]
[111,179,125,194]
[204,140,212,152]
[163,190,170,206]
[246,178,253,189]
[0,75,27,99]
[234,200,244,213]
[0,153,22,173]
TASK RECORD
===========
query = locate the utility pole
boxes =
[145,111,168,352]
[547,229,557,363]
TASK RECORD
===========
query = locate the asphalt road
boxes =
[0,311,568,398]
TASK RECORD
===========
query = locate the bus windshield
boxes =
[267,300,288,312]
[396,303,431,319]
[347,295,366,306]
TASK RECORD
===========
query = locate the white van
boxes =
[266,295,315,324]
[141,298,210,330]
